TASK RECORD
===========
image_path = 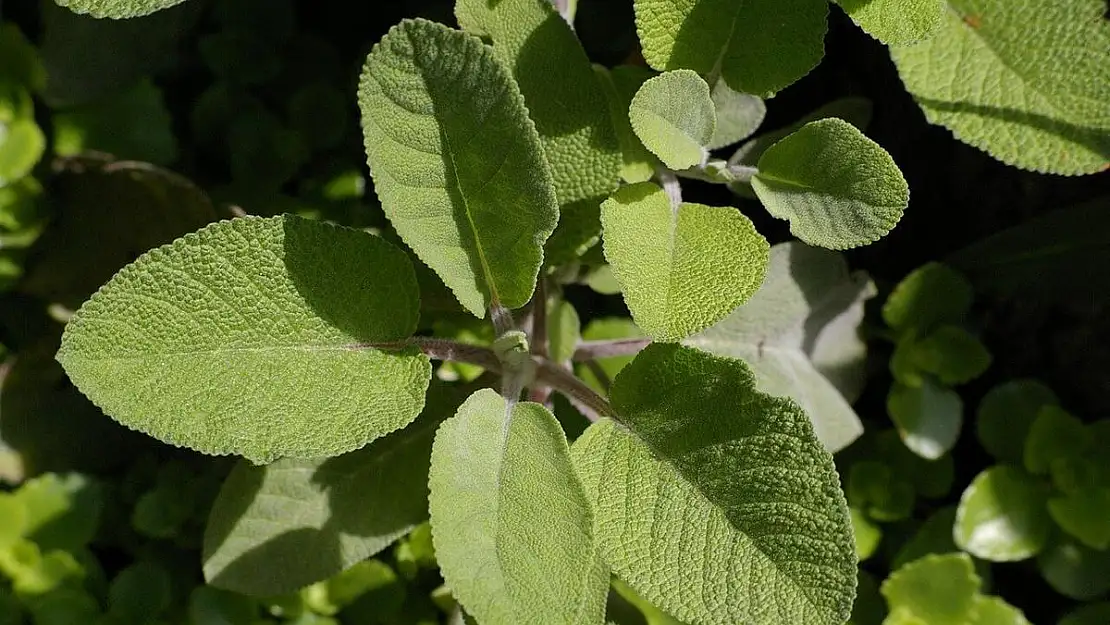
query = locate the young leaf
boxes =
[887,379,962,460]
[751,118,907,249]
[358,19,559,316]
[601,182,768,342]
[573,344,857,625]
[1037,536,1110,600]
[975,380,1058,464]
[890,0,1110,175]
[687,242,874,453]
[56,215,431,463]
[596,65,662,184]
[628,69,716,170]
[707,81,766,151]
[909,325,991,385]
[954,465,1051,561]
[202,396,454,596]
[1024,406,1087,475]
[882,262,973,336]
[880,553,980,625]
[634,0,828,97]
[429,389,606,625]
[52,0,191,19]
[833,0,943,46]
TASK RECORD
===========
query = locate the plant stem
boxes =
[657,168,682,208]
[573,337,651,361]
[534,360,614,421]
[583,360,611,392]
[531,278,548,358]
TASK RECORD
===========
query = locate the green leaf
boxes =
[954,465,1051,561]
[887,379,962,460]
[848,461,915,522]
[574,317,646,394]
[891,507,959,570]
[752,118,908,249]
[968,596,1030,625]
[611,578,687,625]
[975,380,1058,464]
[0,117,45,186]
[358,19,559,316]
[909,325,991,385]
[53,79,177,165]
[188,586,258,625]
[547,300,581,364]
[882,262,973,336]
[202,394,454,596]
[56,215,431,463]
[429,389,606,625]
[53,0,191,19]
[634,0,828,97]
[601,182,768,342]
[573,344,857,625]
[1037,536,1110,600]
[595,65,659,184]
[1024,405,1087,476]
[11,473,103,552]
[880,553,979,625]
[0,23,45,90]
[890,0,1110,175]
[628,70,715,170]
[1059,603,1110,625]
[687,242,873,452]
[108,561,172,623]
[707,81,766,150]
[833,0,943,46]
[851,507,883,561]
[1048,487,1110,550]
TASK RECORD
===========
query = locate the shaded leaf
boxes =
[53,0,192,19]
[1024,405,1087,476]
[707,81,765,151]
[975,380,1058,464]
[882,262,972,337]
[1037,536,1110,600]
[595,65,659,184]
[53,79,177,165]
[909,325,991,385]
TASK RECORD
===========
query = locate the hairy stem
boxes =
[657,167,682,208]
[534,360,614,421]
[531,278,548,358]
[573,337,651,361]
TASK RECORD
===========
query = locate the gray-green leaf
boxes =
[358,19,559,316]
[573,344,856,625]
[687,242,874,452]
[629,69,716,170]
[57,215,431,463]
[708,81,766,151]
[752,118,908,249]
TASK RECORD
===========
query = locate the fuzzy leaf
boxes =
[573,344,857,625]
[752,119,907,249]
[975,380,1058,464]
[358,19,559,316]
[629,70,716,170]
[52,0,191,18]
[954,465,1051,561]
[56,215,431,463]
[596,65,659,184]
[687,242,874,452]
[547,300,581,364]
[890,0,1110,175]
[834,0,943,45]
[882,262,973,336]
[881,553,979,625]
[429,389,606,625]
[601,182,768,342]
[887,380,962,460]
[708,81,766,150]
[634,0,828,97]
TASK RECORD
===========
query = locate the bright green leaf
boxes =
[634,0,828,96]
[880,553,980,625]
[628,69,715,170]
[601,182,768,342]
[429,389,606,625]
[1059,602,1110,625]
[0,118,45,186]
[358,19,559,315]
[752,118,907,249]
[547,300,581,364]
[851,508,883,560]
[882,262,973,336]
[954,465,1051,561]
[887,379,962,460]
[52,0,191,19]
[687,242,874,452]
[1024,405,1088,475]
[574,344,856,625]
[1037,536,1110,600]
[909,325,991,385]
[11,473,103,552]
[890,0,1110,175]
[596,65,662,183]
[968,596,1031,625]
[1048,487,1110,550]
[708,81,766,150]
[976,380,1058,464]
[834,0,943,46]
[57,215,431,463]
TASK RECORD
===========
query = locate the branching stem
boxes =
[573,337,652,361]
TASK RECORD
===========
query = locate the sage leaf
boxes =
[53,0,191,19]
[954,465,1051,561]
[890,0,1110,175]
[57,215,431,463]
[601,182,768,342]
[429,389,606,625]
[358,19,559,316]
[634,0,828,97]
[833,0,943,46]
[573,344,856,625]
[687,242,873,452]
[752,118,908,250]
[629,69,715,170]
[707,81,765,151]
[595,65,659,184]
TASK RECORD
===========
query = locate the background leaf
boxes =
[707,81,765,151]
[1036,536,1110,600]
[358,18,559,316]
[595,65,659,184]
[887,379,962,460]
[880,553,979,625]
[975,380,1058,464]
[954,465,1051,561]
[628,69,715,170]
[57,215,430,462]
[881,262,972,337]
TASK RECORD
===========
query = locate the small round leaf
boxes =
[954,465,1051,561]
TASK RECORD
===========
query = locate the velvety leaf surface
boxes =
[954,465,1051,561]
[629,70,715,170]
[975,380,1058,464]
[752,119,907,249]
[687,242,874,452]
[880,553,979,625]
[595,65,659,183]
[358,19,558,315]
[887,380,962,460]
[573,344,856,625]
[707,81,766,150]
[601,182,768,342]
[834,0,943,45]
[53,0,191,19]
[429,389,606,625]
[890,0,1110,175]
[57,215,431,463]
[634,0,828,97]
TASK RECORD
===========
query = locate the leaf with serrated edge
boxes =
[573,344,856,625]
[890,0,1110,175]
[834,0,943,46]
[634,0,828,97]
[601,182,768,342]
[429,389,606,625]
[358,19,558,316]
[57,215,431,463]
[629,70,716,170]
[687,242,873,452]
[202,388,461,596]
[52,0,190,19]
[752,118,907,250]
